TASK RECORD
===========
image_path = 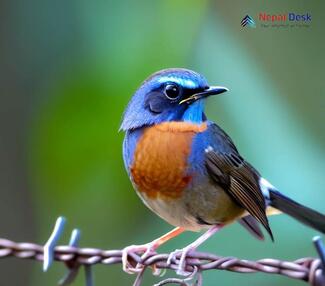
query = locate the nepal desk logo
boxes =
[241,15,256,28]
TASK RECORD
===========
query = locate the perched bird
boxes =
[120,68,325,275]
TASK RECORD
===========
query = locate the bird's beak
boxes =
[179,86,229,105]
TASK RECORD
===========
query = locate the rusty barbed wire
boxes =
[0,237,324,286]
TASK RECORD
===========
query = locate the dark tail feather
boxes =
[269,190,325,234]
[239,215,265,240]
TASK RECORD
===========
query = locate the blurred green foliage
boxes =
[0,0,324,285]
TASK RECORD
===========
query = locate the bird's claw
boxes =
[122,243,157,274]
[167,247,193,276]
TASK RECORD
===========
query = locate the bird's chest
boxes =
[130,122,207,199]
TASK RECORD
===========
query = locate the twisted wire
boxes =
[0,238,324,286]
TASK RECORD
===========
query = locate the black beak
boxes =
[179,86,229,105]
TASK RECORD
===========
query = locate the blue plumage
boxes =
[120,68,209,131]
[122,128,143,176]
[120,68,325,276]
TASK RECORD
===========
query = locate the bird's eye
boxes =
[164,84,180,100]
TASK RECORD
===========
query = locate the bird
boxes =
[120,68,325,275]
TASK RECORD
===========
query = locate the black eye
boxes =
[164,84,180,100]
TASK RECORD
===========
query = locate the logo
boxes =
[241,15,256,28]
[259,12,311,22]
[241,13,311,29]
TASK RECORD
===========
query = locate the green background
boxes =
[0,1,324,285]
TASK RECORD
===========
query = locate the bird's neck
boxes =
[182,99,205,124]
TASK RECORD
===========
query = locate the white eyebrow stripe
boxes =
[157,76,198,88]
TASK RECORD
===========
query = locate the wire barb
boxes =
[43,216,66,272]
[314,236,325,273]
[312,236,325,286]
[59,229,81,286]
[43,217,94,286]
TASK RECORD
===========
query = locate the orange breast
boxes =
[131,121,207,199]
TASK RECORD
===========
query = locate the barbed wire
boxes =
[1,217,325,286]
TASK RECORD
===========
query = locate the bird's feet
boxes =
[167,225,223,275]
[167,245,196,276]
[121,227,185,275]
[122,242,158,274]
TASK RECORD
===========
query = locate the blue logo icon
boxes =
[241,15,256,28]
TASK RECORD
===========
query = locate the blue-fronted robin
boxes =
[120,68,325,275]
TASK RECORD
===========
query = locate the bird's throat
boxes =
[182,100,204,124]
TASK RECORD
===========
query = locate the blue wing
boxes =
[188,121,272,239]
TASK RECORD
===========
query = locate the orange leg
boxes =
[122,227,185,274]
[152,226,185,247]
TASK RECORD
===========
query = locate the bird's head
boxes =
[120,68,228,131]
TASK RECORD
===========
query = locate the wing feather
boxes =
[205,123,273,240]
